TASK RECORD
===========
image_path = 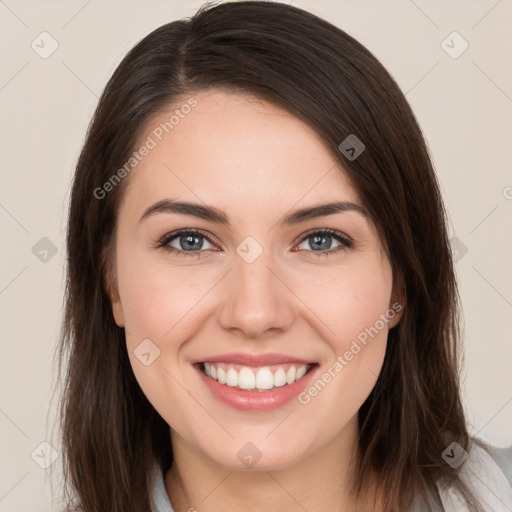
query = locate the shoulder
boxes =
[147,446,512,512]
[438,442,512,512]
[490,445,512,487]
[150,461,175,512]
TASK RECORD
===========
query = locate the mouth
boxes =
[193,357,319,412]
[197,361,316,392]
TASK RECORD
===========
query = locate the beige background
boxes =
[1,0,511,510]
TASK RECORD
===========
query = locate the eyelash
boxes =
[154,228,353,259]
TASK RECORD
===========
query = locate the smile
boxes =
[193,354,319,412]
[201,362,313,392]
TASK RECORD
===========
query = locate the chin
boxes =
[200,434,314,473]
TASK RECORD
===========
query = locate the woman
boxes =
[56,1,512,511]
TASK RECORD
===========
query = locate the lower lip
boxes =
[195,364,319,412]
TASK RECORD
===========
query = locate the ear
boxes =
[102,246,125,328]
[388,271,406,329]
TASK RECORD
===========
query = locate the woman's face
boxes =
[108,88,402,471]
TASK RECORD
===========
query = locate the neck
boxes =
[165,417,380,512]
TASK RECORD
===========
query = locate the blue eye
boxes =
[294,229,352,257]
[156,228,352,258]
[157,229,216,257]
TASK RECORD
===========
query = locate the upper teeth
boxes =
[203,363,310,391]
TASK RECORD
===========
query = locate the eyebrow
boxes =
[139,199,368,226]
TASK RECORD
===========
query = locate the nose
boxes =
[217,248,295,340]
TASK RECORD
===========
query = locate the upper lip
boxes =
[194,352,316,367]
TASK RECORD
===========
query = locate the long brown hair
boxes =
[56,1,488,510]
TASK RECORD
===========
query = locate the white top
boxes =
[151,444,512,511]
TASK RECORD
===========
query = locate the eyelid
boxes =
[155,227,353,256]
[294,227,352,245]
[157,228,350,246]
[156,228,220,248]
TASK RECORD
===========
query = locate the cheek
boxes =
[296,271,392,426]
[294,263,393,418]
[116,249,203,425]
[298,263,393,350]
[117,249,216,345]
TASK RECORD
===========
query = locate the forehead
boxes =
[120,89,360,220]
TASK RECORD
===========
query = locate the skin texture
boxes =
[107,89,403,512]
